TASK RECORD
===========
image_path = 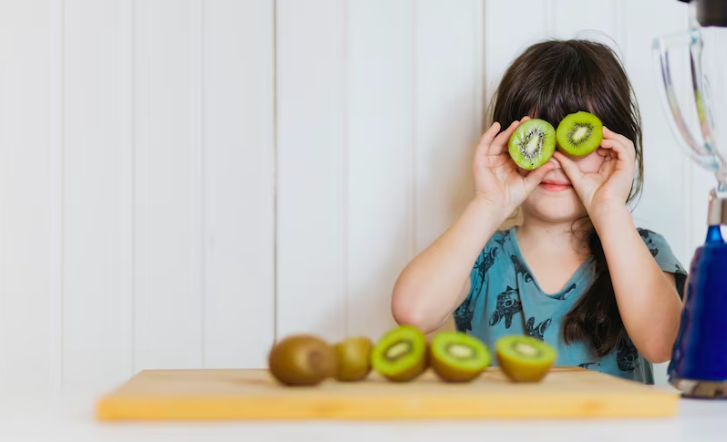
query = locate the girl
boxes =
[391,40,687,384]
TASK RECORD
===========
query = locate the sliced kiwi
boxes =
[495,335,556,382]
[556,111,603,156]
[508,119,556,170]
[334,336,373,382]
[430,331,491,382]
[268,335,337,386]
[371,325,427,382]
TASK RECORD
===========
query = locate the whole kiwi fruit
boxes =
[268,335,337,386]
[334,336,373,382]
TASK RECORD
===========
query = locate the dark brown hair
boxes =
[490,40,643,357]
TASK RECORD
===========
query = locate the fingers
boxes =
[474,122,502,159]
[475,117,531,160]
[553,151,584,183]
[489,120,522,155]
[598,154,617,179]
[602,127,636,160]
[600,139,635,171]
[523,160,557,190]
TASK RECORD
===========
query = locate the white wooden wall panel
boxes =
[415,0,482,253]
[552,0,617,42]
[484,0,547,104]
[133,0,204,370]
[62,0,134,392]
[346,0,414,339]
[621,0,692,269]
[276,0,347,342]
[0,0,57,394]
[276,0,483,342]
[203,0,275,368]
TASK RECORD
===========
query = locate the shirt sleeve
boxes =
[637,229,688,299]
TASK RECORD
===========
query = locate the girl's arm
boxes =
[392,118,556,333]
[554,127,681,363]
[590,203,681,363]
[391,198,508,333]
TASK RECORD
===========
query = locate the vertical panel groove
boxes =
[272,0,279,343]
[411,0,418,257]
[131,0,137,377]
[340,0,351,337]
[199,0,206,368]
[342,0,349,338]
[50,0,64,395]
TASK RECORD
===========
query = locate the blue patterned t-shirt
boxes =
[454,227,687,384]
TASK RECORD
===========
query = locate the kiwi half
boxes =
[430,331,491,382]
[268,335,337,386]
[508,119,556,170]
[371,325,427,382]
[556,111,603,156]
[334,336,373,382]
[496,335,556,382]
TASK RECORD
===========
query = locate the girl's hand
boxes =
[553,127,636,216]
[473,118,557,214]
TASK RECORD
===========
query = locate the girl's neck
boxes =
[516,214,591,258]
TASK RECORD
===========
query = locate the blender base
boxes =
[669,376,727,399]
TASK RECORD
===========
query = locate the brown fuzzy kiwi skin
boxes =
[334,336,373,382]
[382,356,427,382]
[496,349,552,383]
[430,356,482,383]
[268,335,337,386]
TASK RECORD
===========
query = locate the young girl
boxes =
[391,40,687,384]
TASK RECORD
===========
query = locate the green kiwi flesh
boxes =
[371,325,427,382]
[508,119,556,170]
[430,331,491,382]
[495,335,556,382]
[334,336,373,382]
[556,111,603,156]
[268,335,337,386]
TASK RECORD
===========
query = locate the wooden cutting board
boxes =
[96,367,679,420]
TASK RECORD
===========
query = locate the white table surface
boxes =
[1,394,726,442]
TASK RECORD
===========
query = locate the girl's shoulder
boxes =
[635,228,682,265]
[635,227,688,296]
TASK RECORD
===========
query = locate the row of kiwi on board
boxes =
[267,325,557,387]
[508,111,603,170]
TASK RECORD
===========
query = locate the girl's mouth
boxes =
[539,181,572,192]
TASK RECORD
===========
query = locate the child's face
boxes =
[517,149,606,223]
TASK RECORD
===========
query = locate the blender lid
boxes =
[678,0,727,27]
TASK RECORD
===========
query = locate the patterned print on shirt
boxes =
[526,316,552,340]
[489,286,522,329]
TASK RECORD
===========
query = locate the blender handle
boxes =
[652,32,721,171]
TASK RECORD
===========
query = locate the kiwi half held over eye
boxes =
[430,331,491,382]
[495,335,556,382]
[268,335,337,386]
[508,119,557,170]
[371,325,427,382]
[556,111,603,156]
